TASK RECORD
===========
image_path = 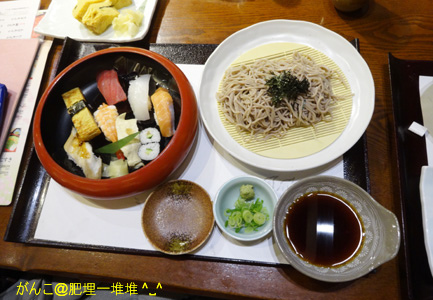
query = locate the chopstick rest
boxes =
[409,121,428,136]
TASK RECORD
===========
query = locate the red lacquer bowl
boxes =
[33,47,198,199]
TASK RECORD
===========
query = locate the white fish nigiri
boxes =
[64,128,102,179]
[127,74,152,121]
[115,113,144,168]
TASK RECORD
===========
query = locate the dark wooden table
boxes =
[2,0,432,298]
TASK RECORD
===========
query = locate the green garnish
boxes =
[171,182,191,196]
[239,184,255,200]
[166,233,192,253]
[224,194,269,233]
[265,71,310,106]
[95,132,139,154]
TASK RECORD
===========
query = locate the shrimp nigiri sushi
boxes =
[150,87,175,137]
[94,103,119,142]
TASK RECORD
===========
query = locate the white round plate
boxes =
[199,20,375,172]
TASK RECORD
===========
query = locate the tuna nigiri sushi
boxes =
[150,87,175,137]
[94,103,119,142]
[96,69,127,105]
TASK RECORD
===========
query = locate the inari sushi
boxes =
[150,87,175,137]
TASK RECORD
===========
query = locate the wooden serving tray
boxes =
[4,38,369,264]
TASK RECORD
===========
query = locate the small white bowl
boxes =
[213,176,278,242]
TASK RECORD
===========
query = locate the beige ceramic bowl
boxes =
[273,176,400,282]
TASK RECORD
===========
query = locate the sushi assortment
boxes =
[61,58,177,179]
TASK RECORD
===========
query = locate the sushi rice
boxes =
[138,142,160,161]
[139,127,161,144]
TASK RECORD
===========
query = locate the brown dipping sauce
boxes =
[285,191,364,267]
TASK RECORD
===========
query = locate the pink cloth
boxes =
[0,38,39,151]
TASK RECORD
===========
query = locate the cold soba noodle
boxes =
[217,52,342,140]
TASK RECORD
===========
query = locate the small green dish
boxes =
[213,176,277,242]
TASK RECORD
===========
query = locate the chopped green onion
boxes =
[242,210,253,223]
[224,187,269,233]
[253,212,266,225]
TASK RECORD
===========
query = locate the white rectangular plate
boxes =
[34,0,158,43]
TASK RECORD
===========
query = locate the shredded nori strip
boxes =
[67,100,86,116]
[266,71,310,106]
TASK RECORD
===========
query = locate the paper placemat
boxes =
[34,64,345,264]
